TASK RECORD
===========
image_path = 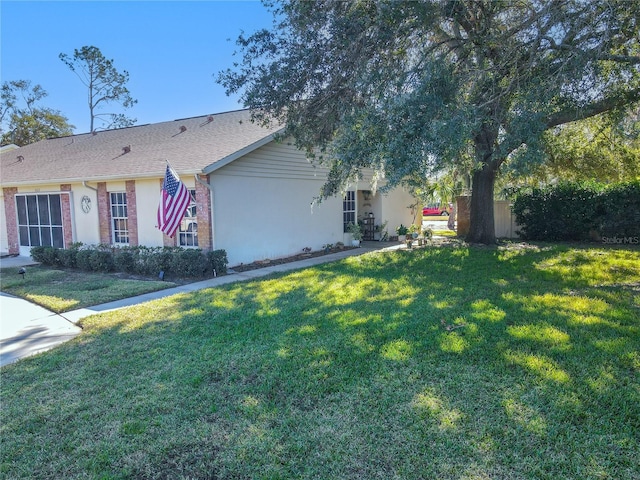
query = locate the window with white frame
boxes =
[178,190,198,247]
[343,191,356,232]
[109,192,129,244]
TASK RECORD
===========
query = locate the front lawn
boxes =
[1,244,638,479]
[0,266,175,313]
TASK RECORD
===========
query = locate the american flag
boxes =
[157,165,191,238]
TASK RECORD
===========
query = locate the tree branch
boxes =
[545,89,640,128]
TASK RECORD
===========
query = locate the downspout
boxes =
[195,174,215,250]
[82,181,98,192]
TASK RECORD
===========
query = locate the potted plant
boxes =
[408,224,420,239]
[396,224,408,242]
[422,226,433,244]
[375,220,389,241]
[347,222,363,247]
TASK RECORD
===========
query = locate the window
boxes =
[110,192,129,244]
[16,194,64,248]
[178,190,198,247]
[343,191,356,232]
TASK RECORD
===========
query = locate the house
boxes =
[0,109,417,266]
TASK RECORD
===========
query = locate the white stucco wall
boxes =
[211,174,344,266]
[349,167,417,237]
[135,178,167,247]
[210,141,344,266]
[209,141,418,266]
[378,187,417,236]
[73,184,101,246]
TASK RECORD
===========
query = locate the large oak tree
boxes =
[219,0,640,243]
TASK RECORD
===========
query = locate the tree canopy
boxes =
[0,80,74,146]
[540,110,640,182]
[219,0,640,243]
[60,46,137,133]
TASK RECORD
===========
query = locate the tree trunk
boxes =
[466,162,499,244]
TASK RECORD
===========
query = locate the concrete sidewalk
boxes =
[1,243,397,367]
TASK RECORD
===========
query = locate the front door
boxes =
[16,194,65,257]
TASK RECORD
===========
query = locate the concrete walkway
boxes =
[0,243,398,367]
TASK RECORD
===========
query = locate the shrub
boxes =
[88,250,115,273]
[143,248,176,276]
[113,248,136,273]
[597,182,640,238]
[30,246,58,266]
[207,249,228,276]
[26,244,228,279]
[513,180,640,241]
[75,249,93,271]
[57,242,82,268]
[171,249,207,277]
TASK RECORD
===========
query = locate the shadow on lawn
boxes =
[3,244,639,479]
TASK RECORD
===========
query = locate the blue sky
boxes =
[1,1,274,134]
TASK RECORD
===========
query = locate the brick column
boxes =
[125,180,138,246]
[97,182,111,244]
[195,174,212,251]
[456,196,471,237]
[60,184,74,248]
[3,187,19,255]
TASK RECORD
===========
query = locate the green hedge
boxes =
[31,244,228,279]
[512,180,640,242]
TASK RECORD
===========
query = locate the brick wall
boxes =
[60,185,73,248]
[125,180,138,246]
[3,187,19,255]
[196,175,212,251]
[456,196,471,237]
[97,182,111,244]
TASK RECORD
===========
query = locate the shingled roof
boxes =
[0,109,283,186]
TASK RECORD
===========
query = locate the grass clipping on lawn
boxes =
[1,244,639,479]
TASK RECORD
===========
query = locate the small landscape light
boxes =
[18,267,26,279]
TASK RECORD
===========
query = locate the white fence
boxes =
[456,196,519,239]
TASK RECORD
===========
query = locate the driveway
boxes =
[0,292,82,367]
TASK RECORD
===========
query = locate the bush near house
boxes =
[512,180,640,241]
[30,244,228,279]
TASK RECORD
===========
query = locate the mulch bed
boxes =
[230,246,357,272]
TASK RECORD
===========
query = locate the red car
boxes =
[422,204,450,216]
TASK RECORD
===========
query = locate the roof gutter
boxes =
[0,170,204,189]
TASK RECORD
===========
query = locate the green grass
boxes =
[433,229,458,237]
[1,244,639,479]
[0,266,174,312]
